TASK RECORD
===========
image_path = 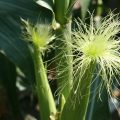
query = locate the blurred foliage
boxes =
[0,53,22,120]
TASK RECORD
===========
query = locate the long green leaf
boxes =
[0,0,39,18]
[0,0,52,80]
[0,0,53,22]
[0,16,34,80]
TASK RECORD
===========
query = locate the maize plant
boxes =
[23,1,120,119]
[1,0,120,120]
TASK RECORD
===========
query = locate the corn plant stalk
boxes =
[54,0,73,101]
[55,23,73,100]
[23,20,57,120]
[33,44,56,120]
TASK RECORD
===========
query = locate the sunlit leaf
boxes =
[36,0,54,12]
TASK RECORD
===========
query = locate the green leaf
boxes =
[36,0,54,12]
[0,0,53,80]
[36,0,55,28]
[80,0,91,19]
[0,16,34,80]
[0,0,40,18]
[0,0,53,23]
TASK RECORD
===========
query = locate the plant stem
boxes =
[33,45,56,120]
[55,22,73,100]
